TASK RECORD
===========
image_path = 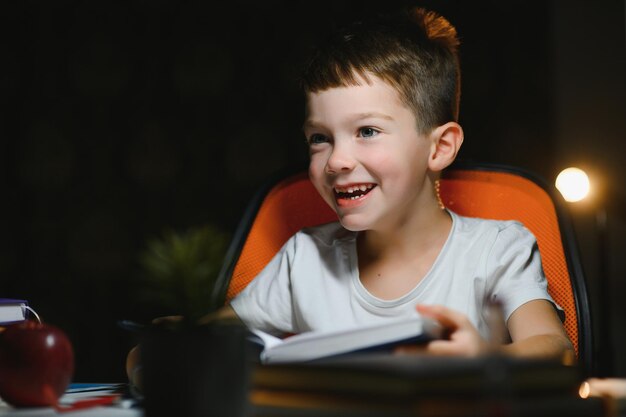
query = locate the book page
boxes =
[257,316,441,363]
[250,329,284,350]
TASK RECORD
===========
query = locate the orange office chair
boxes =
[211,162,593,375]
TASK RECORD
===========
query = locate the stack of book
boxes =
[0,299,28,329]
[251,354,604,417]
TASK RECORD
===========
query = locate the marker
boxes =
[56,394,121,412]
[117,320,146,333]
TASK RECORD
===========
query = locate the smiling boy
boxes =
[226,8,573,359]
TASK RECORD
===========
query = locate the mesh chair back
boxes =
[215,164,590,369]
[223,172,336,301]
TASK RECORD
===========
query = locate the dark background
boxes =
[1,0,624,382]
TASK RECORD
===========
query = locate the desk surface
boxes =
[0,386,609,417]
[1,360,617,417]
[0,384,141,417]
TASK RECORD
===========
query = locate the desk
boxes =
[0,357,616,417]
[0,387,610,417]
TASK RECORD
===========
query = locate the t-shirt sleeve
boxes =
[229,235,297,335]
[485,222,560,322]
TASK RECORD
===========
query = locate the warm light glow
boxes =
[579,381,591,398]
[556,167,590,202]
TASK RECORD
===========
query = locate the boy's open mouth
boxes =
[334,184,376,201]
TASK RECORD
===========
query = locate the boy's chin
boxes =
[338,218,369,232]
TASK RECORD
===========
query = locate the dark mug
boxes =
[141,322,251,417]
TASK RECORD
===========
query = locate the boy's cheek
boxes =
[308,157,327,180]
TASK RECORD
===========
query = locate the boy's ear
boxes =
[428,122,464,172]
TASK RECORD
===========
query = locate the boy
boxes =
[127,7,572,383]
[225,7,572,358]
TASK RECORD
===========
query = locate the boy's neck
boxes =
[357,206,452,260]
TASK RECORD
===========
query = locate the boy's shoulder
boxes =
[451,211,532,239]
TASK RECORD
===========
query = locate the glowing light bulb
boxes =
[579,381,591,398]
[555,167,590,202]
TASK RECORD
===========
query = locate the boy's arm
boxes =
[405,301,574,361]
[197,304,240,325]
[501,299,574,360]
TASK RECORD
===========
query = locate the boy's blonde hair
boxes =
[301,8,460,134]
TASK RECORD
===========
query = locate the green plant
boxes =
[138,225,230,322]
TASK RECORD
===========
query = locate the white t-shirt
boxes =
[230,211,556,340]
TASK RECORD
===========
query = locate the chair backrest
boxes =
[212,163,592,372]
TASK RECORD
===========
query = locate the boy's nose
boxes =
[325,143,356,174]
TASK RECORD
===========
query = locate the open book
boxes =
[249,316,443,364]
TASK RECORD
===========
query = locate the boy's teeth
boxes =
[336,184,373,194]
[334,184,376,202]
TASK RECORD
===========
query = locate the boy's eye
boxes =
[308,133,329,145]
[358,127,379,138]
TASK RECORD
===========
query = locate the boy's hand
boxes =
[583,378,626,398]
[126,345,142,390]
[151,315,185,327]
[149,306,240,327]
[396,304,489,357]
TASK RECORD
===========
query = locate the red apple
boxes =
[0,320,74,407]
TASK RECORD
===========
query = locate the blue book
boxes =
[0,298,28,324]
